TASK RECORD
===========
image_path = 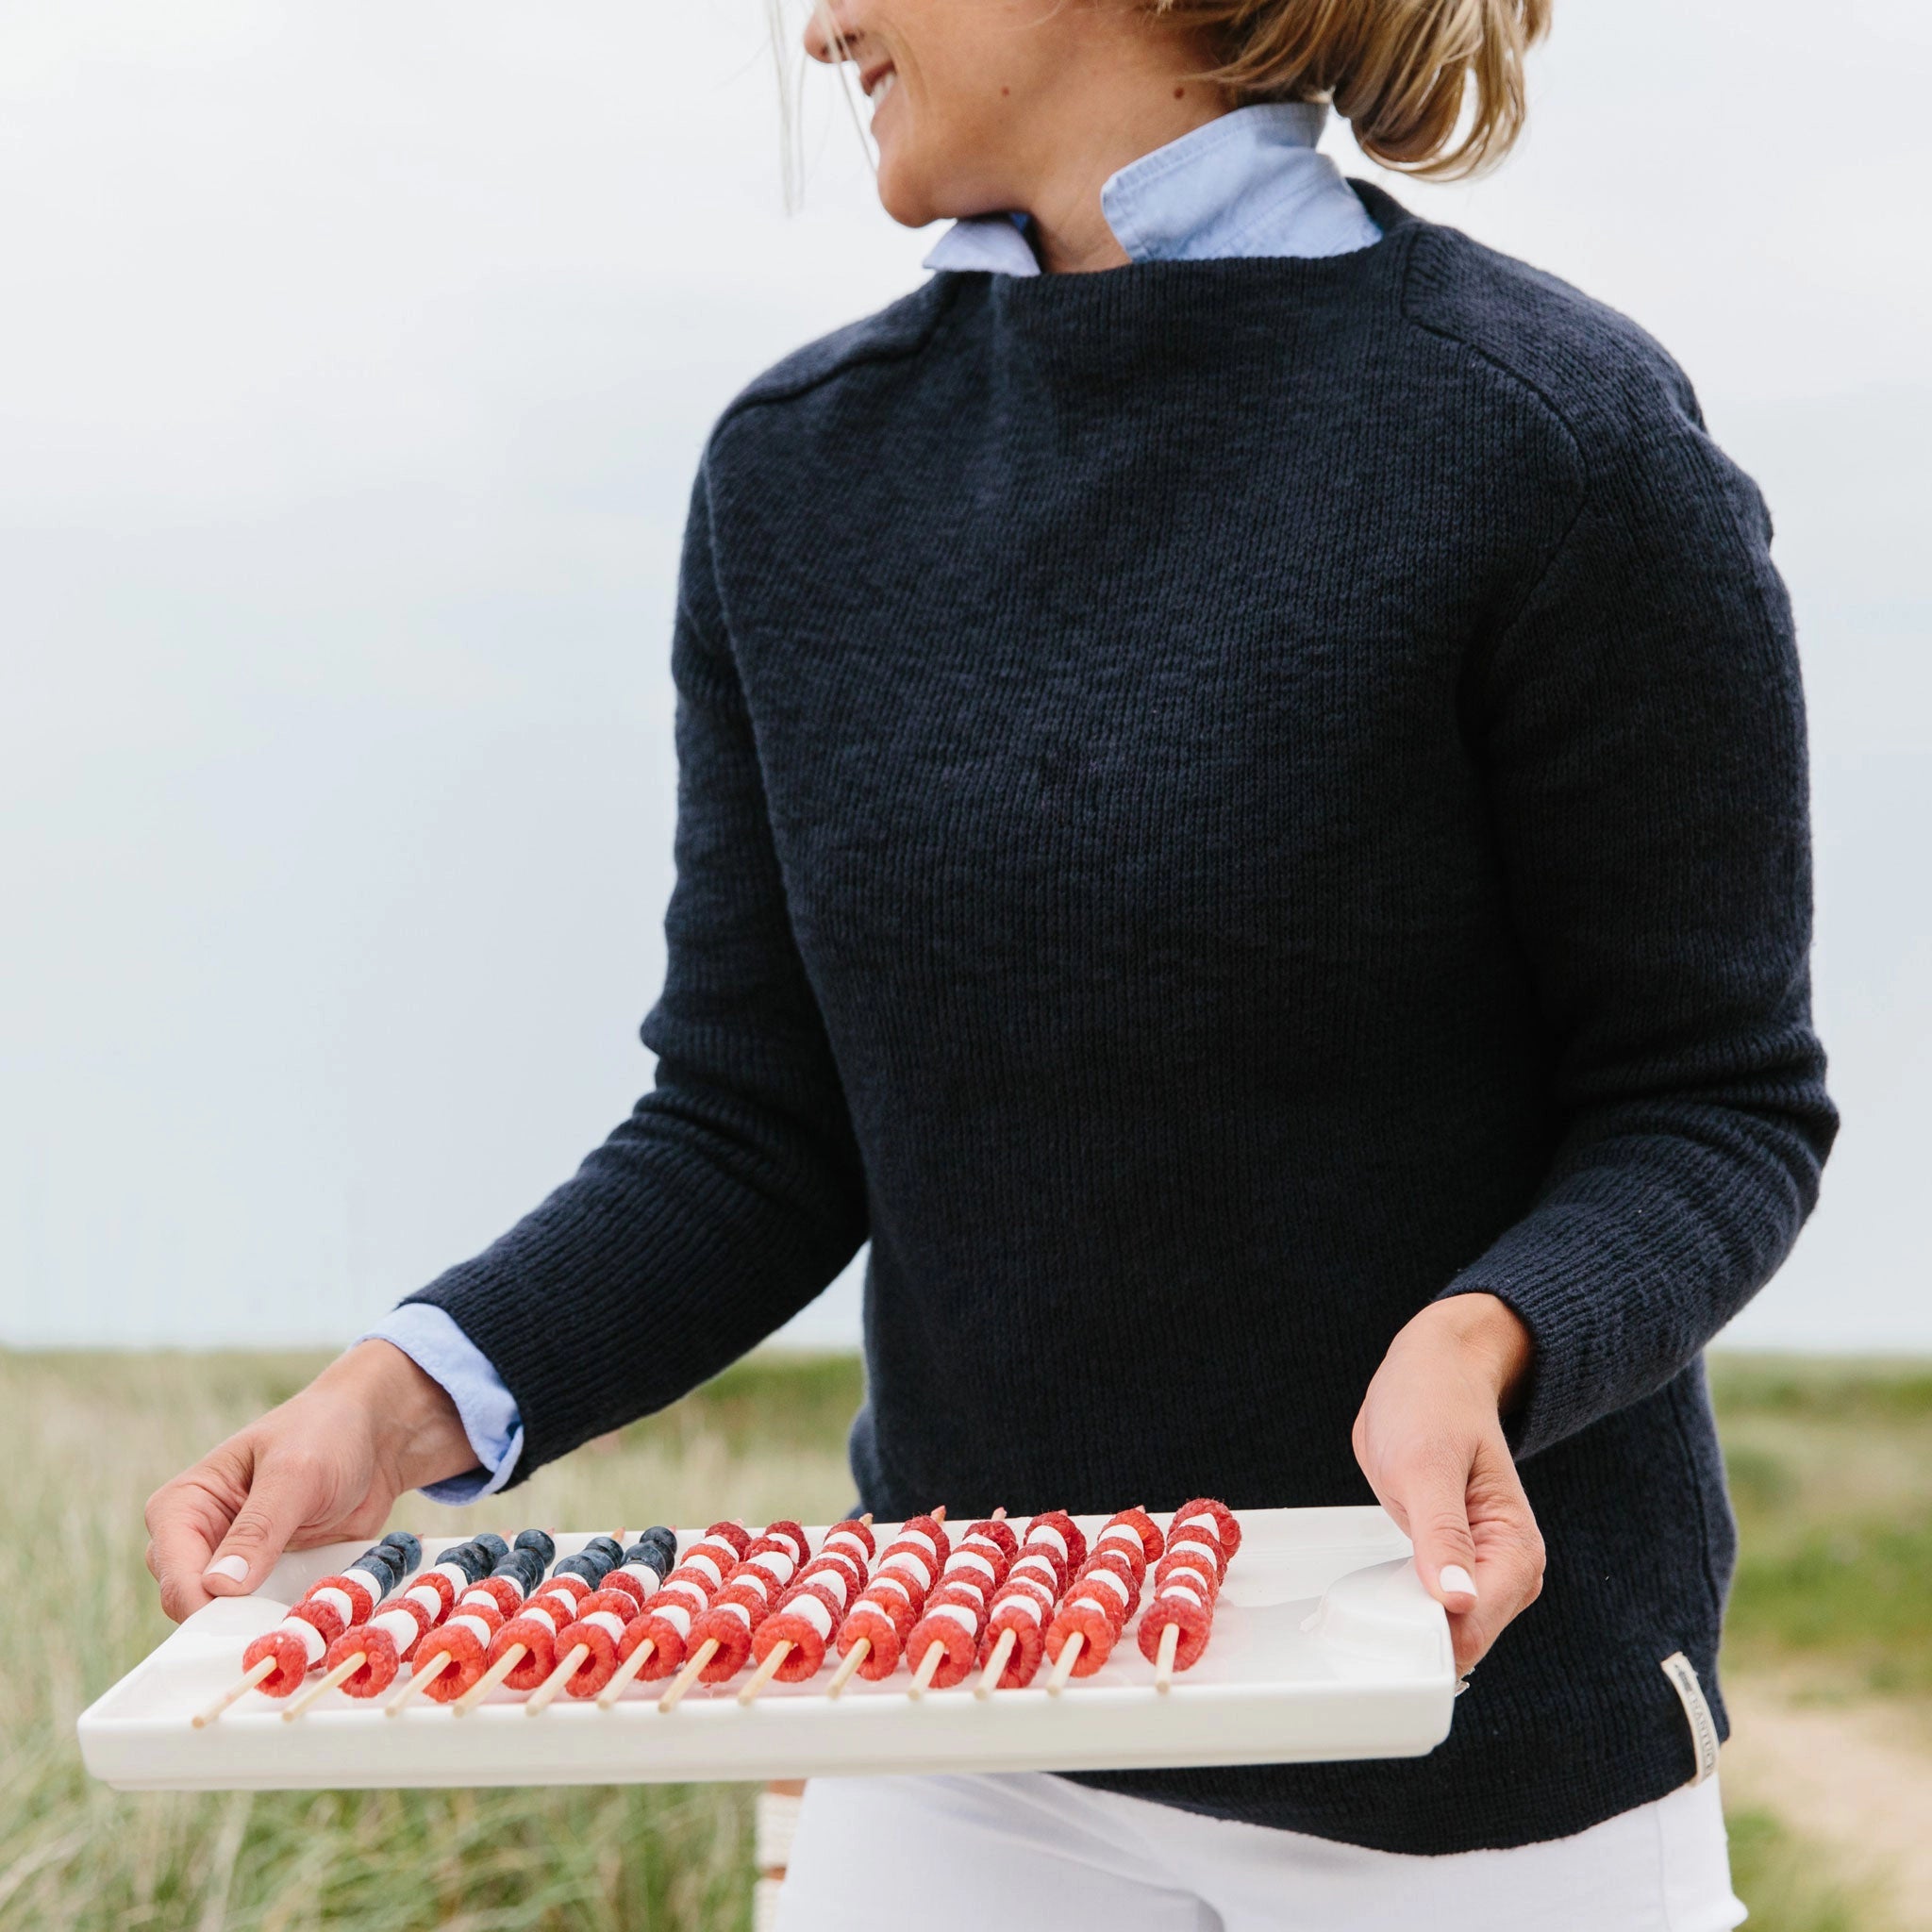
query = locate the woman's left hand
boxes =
[1352,1293,1545,1677]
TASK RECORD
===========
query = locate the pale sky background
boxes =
[2,0,1926,1355]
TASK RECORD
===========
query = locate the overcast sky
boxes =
[2,0,1927,1354]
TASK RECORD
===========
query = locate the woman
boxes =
[145,0,1835,1922]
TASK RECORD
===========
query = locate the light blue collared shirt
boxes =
[922,101,1379,276]
[363,101,1382,1505]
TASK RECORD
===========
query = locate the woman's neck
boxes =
[1005,33,1229,274]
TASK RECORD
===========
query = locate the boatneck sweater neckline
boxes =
[957,179,1417,311]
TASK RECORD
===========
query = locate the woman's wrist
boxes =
[317,1339,477,1492]
[1404,1293,1535,1414]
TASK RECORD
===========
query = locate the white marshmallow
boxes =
[784,1593,835,1639]
[310,1586,355,1624]
[948,1550,997,1586]
[281,1616,327,1664]
[654,1600,694,1639]
[373,1606,419,1647]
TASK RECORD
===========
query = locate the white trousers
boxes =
[774,1771,1747,1932]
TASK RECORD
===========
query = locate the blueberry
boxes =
[437,1542,491,1583]
[513,1528,557,1569]
[379,1531,423,1573]
[512,1550,548,1593]
[355,1547,401,1591]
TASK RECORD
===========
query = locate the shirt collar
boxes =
[921,102,1379,278]
[923,209,1042,277]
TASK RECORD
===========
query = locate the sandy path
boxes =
[1723,1676,1932,1929]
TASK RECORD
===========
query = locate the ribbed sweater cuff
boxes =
[1435,1208,1657,1462]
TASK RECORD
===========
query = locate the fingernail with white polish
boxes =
[1439,1564,1477,1600]
[204,1555,250,1584]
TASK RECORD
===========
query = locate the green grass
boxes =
[1728,1515,1932,1693]
[1710,1355,1932,1424]
[5,1346,1925,1928]
[1713,1352,1932,1694]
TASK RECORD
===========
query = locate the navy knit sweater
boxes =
[410,184,1835,1853]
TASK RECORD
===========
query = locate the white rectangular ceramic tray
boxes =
[78,1507,1455,1791]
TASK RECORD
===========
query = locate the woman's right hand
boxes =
[143,1340,476,1622]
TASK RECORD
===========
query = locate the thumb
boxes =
[1403,1455,1481,1615]
[202,1457,324,1596]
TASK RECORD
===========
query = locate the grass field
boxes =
[4,1348,1925,1930]
[1713,1356,1932,1700]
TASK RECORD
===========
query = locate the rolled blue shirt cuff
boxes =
[359,1304,525,1504]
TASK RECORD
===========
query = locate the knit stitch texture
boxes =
[409,184,1836,1853]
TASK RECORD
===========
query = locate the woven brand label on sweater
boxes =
[1660,1652,1719,1785]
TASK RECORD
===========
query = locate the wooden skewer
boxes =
[1046,1630,1084,1695]
[525,1643,589,1715]
[907,1640,945,1699]
[384,1650,454,1715]
[596,1637,656,1709]
[974,1627,1015,1699]
[930,1506,947,1524]
[282,1651,363,1720]
[453,1642,526,1716]
[192,1655,275,1727]
[1153,1620,1180,1693]
[737,1641,792,1706]
[658,1637,719,1712]
[824,1638,869,1698]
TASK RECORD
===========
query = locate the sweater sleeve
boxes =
[401,460,869,1480]
[1439,380,1838,1460]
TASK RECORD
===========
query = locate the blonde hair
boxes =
[1153,0,1551,175]
[773,0,1548,192]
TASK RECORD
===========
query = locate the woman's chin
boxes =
[874,152,944,233]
